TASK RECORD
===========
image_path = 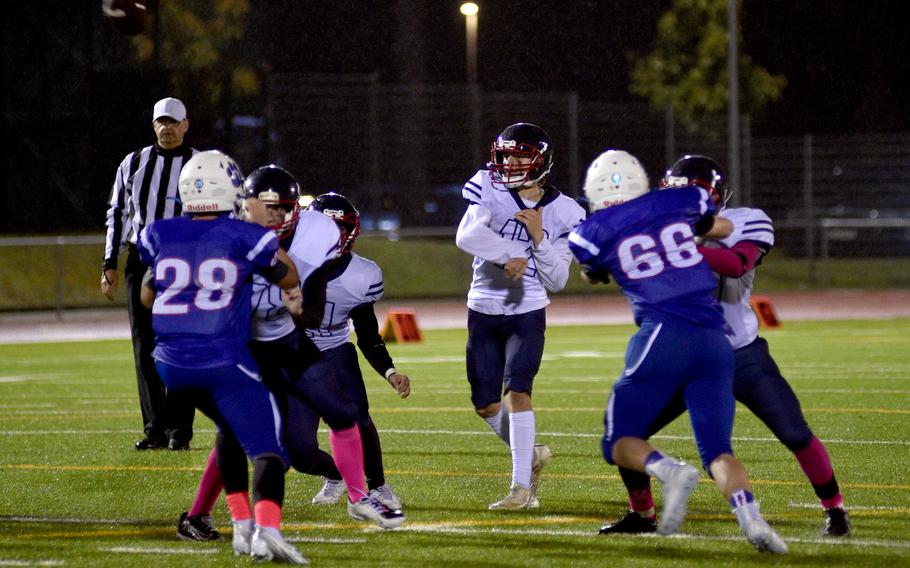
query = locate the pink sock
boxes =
[795,437,842,508]
[329,425,368,502]
[795,437,834,484]
[629,487,655,517]
[225,492,252,522]
[189,448,225,517]
[254,499,282,530]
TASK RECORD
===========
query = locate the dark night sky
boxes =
[240,0,910,135]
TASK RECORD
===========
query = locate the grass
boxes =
[1,237,909,310]
[1,319,909,566]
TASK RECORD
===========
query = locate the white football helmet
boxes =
[583,149,649,212]
[178,150,244,214]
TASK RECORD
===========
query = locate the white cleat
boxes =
[311,478,346,506]
[231,519,254,556]
[370,483,403,511]
[530,444,552,494]
[656,463,700,535]
[743,518,788,554]
[347,495,406,529]
[250,526,309,564]
[488,483,540,510]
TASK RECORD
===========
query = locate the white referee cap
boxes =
[153,97,187,122]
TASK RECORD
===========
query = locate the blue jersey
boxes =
[138,215,281,368]
[568,187,725,328]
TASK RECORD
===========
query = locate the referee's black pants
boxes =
[125,245,195,445]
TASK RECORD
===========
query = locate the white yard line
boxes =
[99,547,217,555]
[0,426,906,447]
[400,524,910,550]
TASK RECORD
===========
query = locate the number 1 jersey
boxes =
[568,187,725,328]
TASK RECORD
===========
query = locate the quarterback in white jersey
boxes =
[455,123,585,510]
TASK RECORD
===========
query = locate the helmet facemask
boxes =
[489,142,549,190]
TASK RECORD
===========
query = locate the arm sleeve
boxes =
[698,242,765,277]
[103,159,129,269]
[455,203,529,263]
[530,232,575,292]
[350,302,395,378]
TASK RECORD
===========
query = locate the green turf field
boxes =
[1,319,908,566]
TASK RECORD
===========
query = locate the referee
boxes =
[101,97,196,451]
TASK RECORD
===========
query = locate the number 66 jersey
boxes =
[568,186,726,329]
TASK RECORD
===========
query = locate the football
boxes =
[102,0,148,36]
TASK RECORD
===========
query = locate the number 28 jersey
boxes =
[568,187,725,328]
[138,215,280,368]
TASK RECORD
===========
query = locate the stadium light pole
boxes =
[460,2,479,84]
[727,0,741,206]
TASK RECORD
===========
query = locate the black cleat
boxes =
[177,511,221,541]
[135,436,166,451]
[824,507,851,537]
[598,511,658,535]
[168,438,190,451]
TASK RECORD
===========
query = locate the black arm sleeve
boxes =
[583,267,611,284]
[350,302,394,379]
[693,213,716,236]
[260,259,290,284]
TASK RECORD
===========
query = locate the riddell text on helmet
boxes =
[185,203,223,212]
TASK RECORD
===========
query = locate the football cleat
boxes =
[135,436,165,451]
[742,518,788,554]
[488,484,540,511]
[250,526,309,564]
[311,478,345,506]
[597,511,657,535]
[370,483,403,511]
[231,519,254,556]
[347,496,406,529]
[167,438,190,451]
[530,444,551,494]
[823,506,851,537]
[177,511,220,541]
[656,463,700,535]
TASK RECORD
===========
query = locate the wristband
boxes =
[384,368,397,380]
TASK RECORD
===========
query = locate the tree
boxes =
[132,0,257,113]
[630,0,785,135]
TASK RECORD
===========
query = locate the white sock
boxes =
[483,405,511,446]
[509,410,535,488]
[644,455,682,482]
[732,500,764,529]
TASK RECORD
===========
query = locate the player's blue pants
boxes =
[639,336,814,452]
[155,355,286,464]
[466,307,546,408]
[602,315,735,470]
[250,331,359,475]
[292,342,388,487]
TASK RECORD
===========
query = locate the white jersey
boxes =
[304,253,383,351]
[714,207,775,349]
[250,210,342,342]
[455,170,586,316]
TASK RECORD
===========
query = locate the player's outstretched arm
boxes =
[351,302,410,398]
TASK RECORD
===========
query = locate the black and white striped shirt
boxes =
[103,144,197,269]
